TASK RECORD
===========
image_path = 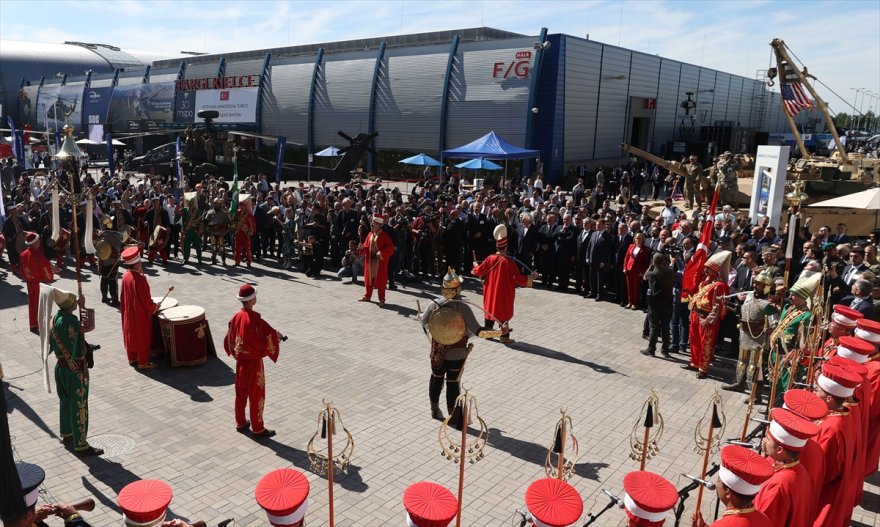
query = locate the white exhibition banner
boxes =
[748,145,790,229]
[194,87,258,123]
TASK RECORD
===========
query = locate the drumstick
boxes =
[71,498,95,512]
[155,286,175,311]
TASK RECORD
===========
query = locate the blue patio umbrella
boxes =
[399,153,443,167]
[314,146,341,157]
[454,157,503,171]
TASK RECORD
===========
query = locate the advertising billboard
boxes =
[107,81,175,132]
[175,87,259,124]
[83,86,114,126]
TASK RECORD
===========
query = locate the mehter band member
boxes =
[20,231,54,334]
[684,250,731,379]
[119,246,158,369]
[358,213,394,307]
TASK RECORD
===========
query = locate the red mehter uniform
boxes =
[799,439,825,522]
[224,302,280,434]
[708,510,772,527]
[711,445,774,527]
[19,233,53,331]
[753,460,812,527]
[234,208,255,267]
[120,263,157,366]
[864,345,880,476]
[473,253,531,324]
[361,220,394,303]
[688,276,728,373]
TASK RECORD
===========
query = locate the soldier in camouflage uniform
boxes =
[715,151,739,206]
[683,154,703,209]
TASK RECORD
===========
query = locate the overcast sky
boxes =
[2,0,878,115]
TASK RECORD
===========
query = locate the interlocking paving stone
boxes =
[2,259,877,526]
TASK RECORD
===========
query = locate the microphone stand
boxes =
[581,490,624,526]
[673,463,719,527]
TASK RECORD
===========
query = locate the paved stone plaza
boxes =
[2,258,878,526]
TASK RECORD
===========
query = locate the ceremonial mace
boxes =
[629,390,663,471]
[53,118,94,333]
[692,390,725,516]
[306,399,354,527]
[545,408,579,481]
[438,387,488,527]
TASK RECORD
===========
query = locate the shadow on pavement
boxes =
[137,356,234,402]
[5,383,58,441]
[258,437,369,493]
[507,342,622,375]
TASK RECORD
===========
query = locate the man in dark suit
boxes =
[828,222,851,245]
[552,212,579,292]
[587,218,613,301]
[839,279,875,319]
[575,217,595,296]
[515,212,539,274]
[537,210,558,287]
[613,223,633,306]
[841,245,868,286]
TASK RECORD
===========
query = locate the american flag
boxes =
[781,82,813,117]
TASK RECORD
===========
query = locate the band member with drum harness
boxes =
[20,232,54,334]
[224,284,284,438]
[419,268,501,422]
[94,229,124,306]
[146,196,170,264]
[178,192,203,266]
[205,198,230,265]
[45,288,104,457]
[119,246,159,369]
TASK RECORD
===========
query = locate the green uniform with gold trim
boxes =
[767,304,811,404]
[51,310,91,452]
[180,206,203,264]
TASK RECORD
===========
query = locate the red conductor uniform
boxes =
[812,363,861,527]
[19,232,53,332]
[687,250,731,375]
[119,247,158,368]
[525,478,583,527]
[234,198,255,267]
[753,408,817,527]
[118,479,173,527]
[359,214,394,306]
[621,470,678,527]
[472,225,533,334]
[403,481,457,527]
[225,284,281,437]
[256,468,310,527]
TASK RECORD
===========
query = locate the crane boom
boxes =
[619,143,689,178]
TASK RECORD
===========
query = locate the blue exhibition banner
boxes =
[84,86,114,126]
[106,133,115,179]
[13,130,25,167]
[275,135,286,183]
[174,136,182,194]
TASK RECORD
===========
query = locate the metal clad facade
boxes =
[446,38,534,148]
[563,38,601,161]
[652,59,681,155]
[182,63,217,80]
[374,47,447,152]
[313,52,374,147]
[261,58,312,143]
[594,46,630,159]
[225,58,265,77]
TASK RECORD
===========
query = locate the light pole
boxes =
[856,89,872,131]
[849,88,865,129]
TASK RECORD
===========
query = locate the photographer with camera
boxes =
[641,252,674,358]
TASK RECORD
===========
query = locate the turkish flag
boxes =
[220,91,229,101]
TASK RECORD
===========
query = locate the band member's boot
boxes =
[722,346,750,392]
[429,375,445,420]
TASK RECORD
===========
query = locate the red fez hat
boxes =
[25,231,40,246]
[768,408,818,451]
[783,389,828,421]
[372,213,386,224]
[718,445,773,496]
[238,284,257,302]
[255,468,310,526]
[525,478,583,527]
[622,471,678,527]
[827,355,868,377]
[818,363,861,398]
[403,481,457,527]
[117,480,173,527]
[855,318,880,345]
[835,336,873,364]
[121,246,141,266]
[831,304,863,327]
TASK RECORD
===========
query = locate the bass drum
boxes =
[158,305,216,366]
[151,297,178,354]
[150,225,169,250]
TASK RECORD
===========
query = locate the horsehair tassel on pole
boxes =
[640,401,654,471]
[695,402,721,513]
[555,411,567,479]
[455,398,468,527]
[327,404,335,527]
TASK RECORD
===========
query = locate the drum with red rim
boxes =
[151,297,178,354]
[158,305,215,366]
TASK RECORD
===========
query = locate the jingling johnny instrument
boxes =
[307,399,354,527]
[629,390,664,471]
[545,408,579,481]
[439,387,488,527]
